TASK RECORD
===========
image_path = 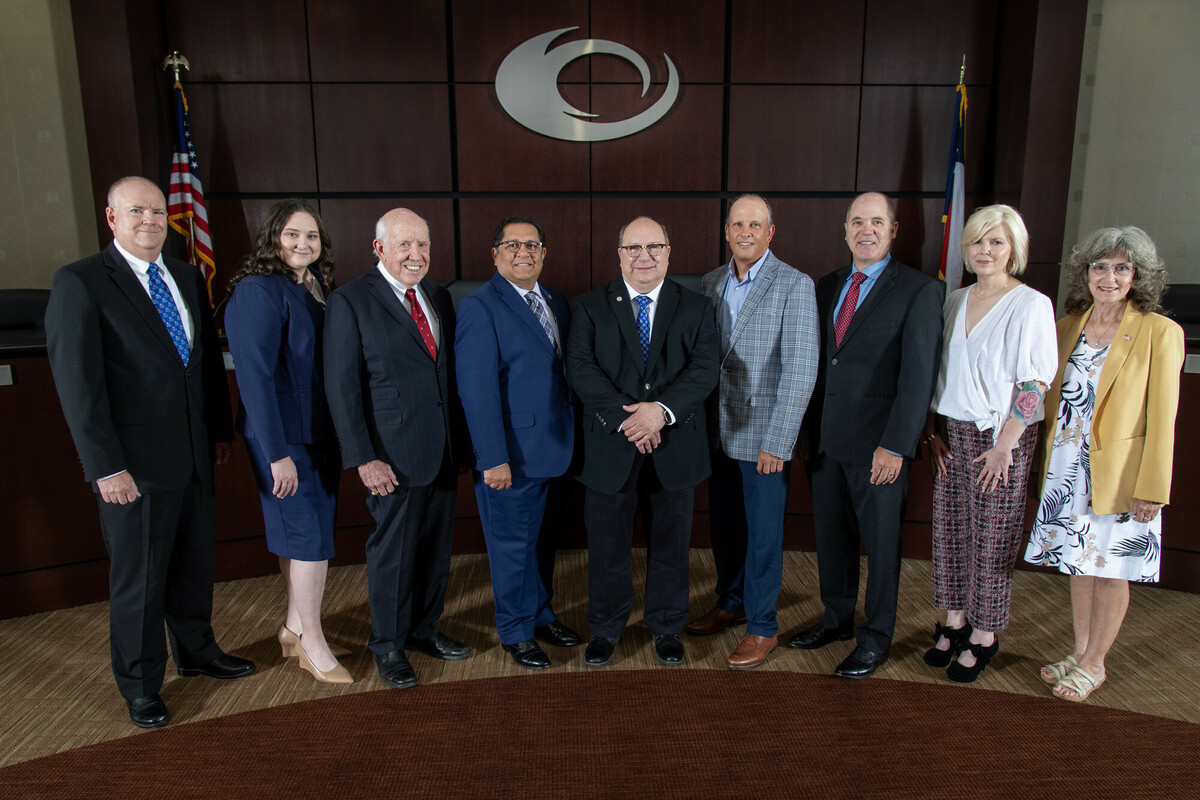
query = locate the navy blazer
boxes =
[324,269,468,487]
[566,277,720,495]
[806,258,943,463]
[45,242,233,490]
[455,273,575,479]
[224,272,336,464]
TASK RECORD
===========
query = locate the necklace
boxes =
[1087,313,1121,346]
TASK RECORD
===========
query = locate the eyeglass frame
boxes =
[496,240,544,253]
[618,243,669,258]
[1088,261,1134,276]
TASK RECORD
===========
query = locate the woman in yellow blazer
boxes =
[1024,226,1184,702]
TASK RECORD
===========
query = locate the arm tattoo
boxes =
[1011,381,1046,427]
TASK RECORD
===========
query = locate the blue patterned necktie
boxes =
[634,294,651,364]
[146,262,190,365]
[525,291,559,357]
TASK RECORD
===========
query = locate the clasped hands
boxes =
[621,402,664,454]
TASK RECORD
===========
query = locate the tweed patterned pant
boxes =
[932,416,1038,632]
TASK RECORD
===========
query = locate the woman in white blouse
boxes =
[921,205,1058,682]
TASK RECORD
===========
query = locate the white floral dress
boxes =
[1023,334,1162,581]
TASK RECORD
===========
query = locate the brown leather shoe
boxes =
[685,607,748,636]
[726,634,778,670]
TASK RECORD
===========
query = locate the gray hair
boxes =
[1062,226,1167,315]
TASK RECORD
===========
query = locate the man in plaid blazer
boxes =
[689,195,819,670]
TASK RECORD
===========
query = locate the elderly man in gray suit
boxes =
[688,194,819,669]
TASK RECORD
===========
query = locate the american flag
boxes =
[938,81,967,291]
[167,80,216,304]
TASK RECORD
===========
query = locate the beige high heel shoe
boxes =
[279,626,351,658]
[297,634,353,684]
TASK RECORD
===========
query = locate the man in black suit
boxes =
[324,207,472,690]
[46,176,254,729]
[792,192,943,679]
[566,216,720,668]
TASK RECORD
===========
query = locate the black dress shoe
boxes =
[834,645,888,679]
[923,622,973,668]
[176,653,256,679]
[406,631,472,661]
[946,637,999,684]
[584,636,619,667]
[503,639,551,670]
[126,694,169,729]
[787,622,854,650]
[534,620,583,647]
[652,633,685,666]
[374,650,418,689]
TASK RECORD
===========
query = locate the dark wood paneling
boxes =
[455,85,591,192]
[308,0,448,82]
[862,0,998,85]
[165,0,309,81]
[452,0,591,83]
[455,198,593,298]
[588,199,722,291]
[207,199,282,302]
[761,198,859,283]
[315,199,457,284]
[591,85,722,192]
[312,84,452,193]
[182,84,317,193]
[727,86,860,192]
[590,0,725,83]
[730,0,864,83]
[856,86,991,193]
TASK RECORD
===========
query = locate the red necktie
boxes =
[405,287,438,359]
[833,271,867,347]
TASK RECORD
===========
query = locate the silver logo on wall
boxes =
[495,27,680,142]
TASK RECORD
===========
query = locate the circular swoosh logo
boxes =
[495,27,680,142]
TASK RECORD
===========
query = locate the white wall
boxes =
[1062,0,1200,298]
[0,0,95,289]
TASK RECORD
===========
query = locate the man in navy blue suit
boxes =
[455,217,582,669]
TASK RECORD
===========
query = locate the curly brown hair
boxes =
[224,199,335,295]
[1061,226,1167,315]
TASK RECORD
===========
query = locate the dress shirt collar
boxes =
[113,239,164,274]
[622,279,664,303]
[727,249,770,285]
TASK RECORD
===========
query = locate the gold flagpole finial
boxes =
[958,54,966,85]
[162,51,190,84]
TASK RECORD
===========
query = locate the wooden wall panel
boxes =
[862,0,998,85]
[591,85,723,192]
[165,0,310,82]
[456,198,592,298]
[589,0,725,83]
[730,0,865,84]
[727,86,860,192]
[452,0,591,83]
[313,84,453,193]
[308,0,448,82]
[182,84,317,193]
[760,198,857,283]
[206,198,282,302]
[455,85,591,192]
[315,199,457,284]
[856,86,991,193]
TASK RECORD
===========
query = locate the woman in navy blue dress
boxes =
[224,200,350,683]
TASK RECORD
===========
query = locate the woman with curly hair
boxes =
[224,199,351,683]
[922,205,1058,682]
[1024,226,1183,701]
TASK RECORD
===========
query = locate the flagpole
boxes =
[162,53,196,266]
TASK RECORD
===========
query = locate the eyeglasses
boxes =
[1089,262,1134,276]
[497,240,543,253]
[619,243,667,258]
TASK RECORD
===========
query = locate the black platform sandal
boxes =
[922,622,972,668]
[946,637,999,683]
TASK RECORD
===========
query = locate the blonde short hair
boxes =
[960,204,1029,276]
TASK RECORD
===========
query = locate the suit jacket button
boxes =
[437,400,443,406]
[644,382,651,390]
[831,357,838,366]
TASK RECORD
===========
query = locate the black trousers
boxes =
[809,453,908,654]
[584,453,693,638]
[97,478,221,699]
[364,453,457,655]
